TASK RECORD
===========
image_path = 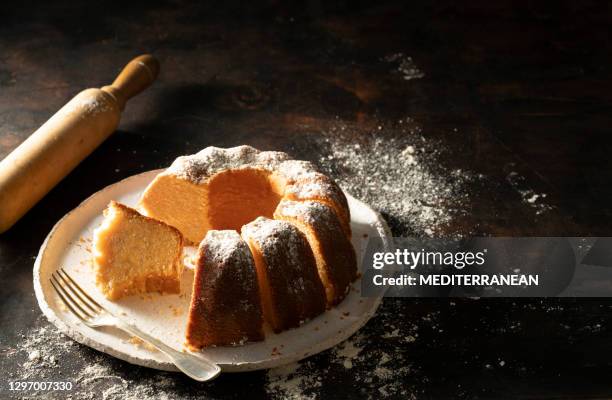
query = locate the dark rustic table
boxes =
[1,1,612,399]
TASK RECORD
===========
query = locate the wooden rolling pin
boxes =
[0,54,160,233]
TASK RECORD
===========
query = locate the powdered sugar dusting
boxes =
[242,217,318,298]
[199,229,257,292]
[276,199,336,227]
[166,145,290,184]
[242,217,304,263]
[286,179,326,198]
[284,175,348,216]
[202,230,253,270]
[276,160,321,182]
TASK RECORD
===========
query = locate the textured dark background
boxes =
[1,1,612,398]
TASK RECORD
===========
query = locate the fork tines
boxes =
[50,268,104,321]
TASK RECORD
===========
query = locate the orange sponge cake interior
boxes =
[207,169,283,232]
[138,174,208,245]
[93,201,184,300]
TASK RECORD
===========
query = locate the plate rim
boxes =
[33,170,392,373]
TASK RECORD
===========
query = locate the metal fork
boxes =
[50,268,221,381]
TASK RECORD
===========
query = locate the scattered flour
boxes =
[297,119,475,237]
[383,53,426,81]
[5,321,185,400]
[382,328,400,339]
[265,311,422,399]
[60,96,113,120]
[13,325,75,380]
[266,362,322,400]
[334,338,363,360]
[506,170,553,215]
[77,98,111,115]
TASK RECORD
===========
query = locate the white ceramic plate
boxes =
[33,170,392,373]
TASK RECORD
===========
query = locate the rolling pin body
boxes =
[0,55,159,233]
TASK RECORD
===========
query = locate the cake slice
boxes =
[186,230,264,349]
[93,201,184,300]
[274,200,357,306]
[241,217,326,333]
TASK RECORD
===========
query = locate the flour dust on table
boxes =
[290,118,475,237]
[290,117,554,238]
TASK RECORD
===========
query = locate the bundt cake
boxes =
[139,146,351,244]
[241,217,326,333]
[93,201,184,300]
[185,230,264,349]
[94,145,357,347]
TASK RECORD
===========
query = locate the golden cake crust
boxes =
[274,200,357,306]
[242,217,326,333]
[185,230,263,349]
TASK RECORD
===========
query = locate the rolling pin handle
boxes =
[102,54,160,110]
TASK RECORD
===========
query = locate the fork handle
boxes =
[114,319,221,381]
